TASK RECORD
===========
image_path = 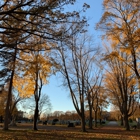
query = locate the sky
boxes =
[41,0,104,113]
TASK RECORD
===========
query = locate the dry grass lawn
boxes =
[0,123,140,140]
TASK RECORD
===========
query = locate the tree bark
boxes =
[9,115,17,127]
[123,99,130,130]
[33,100,39,130]
[3,81,12,130]
[3,46,17,130]
[0,116,3,123]
[99,108,102,125]
[88,105,93,129]
[120,116,124,126]
[81,102,86,132]
[99,118,102,125]
[94,111,97,127]
[124,114,130,131]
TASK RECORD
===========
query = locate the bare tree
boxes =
[0,0,89,130]
[23,93,52,122]
[57,31,99,132]
[85,70,104,129]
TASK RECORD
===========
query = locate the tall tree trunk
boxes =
[33,54,39,131]
[124,114,130,131]
[99,109,102,125]
[9,115,17,127]
[0,116,3,123]
[121,115,124,126]
[3,48,17,130]
[3,70,14,130]
[94,111,97,127]
[99,118,102,125]
[88,105,93,129]
[81,102,86,132]
[33,100,39,130]
[123,100,130,130]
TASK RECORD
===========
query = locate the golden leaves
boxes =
[120,47,131,55]
[13,75,35,98]
[14,38,52,98]
[17,47,52,97]
[103,51,119,61]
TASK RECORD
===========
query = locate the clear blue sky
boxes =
[42,0,103,113]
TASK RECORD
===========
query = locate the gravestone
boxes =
[136,118,140,129]
[67,122,75,127]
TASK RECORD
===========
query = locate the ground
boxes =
[0,121,140,140]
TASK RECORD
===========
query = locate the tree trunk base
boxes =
[9,122,17,127]
[89,127,93,130]
[80,130,87,132]
[3,128,9,131]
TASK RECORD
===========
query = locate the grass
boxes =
[0,123,140,140]
[0,129,140,140]
[129,121,137,126]
[0,129,133,140]
[117,120,137,128]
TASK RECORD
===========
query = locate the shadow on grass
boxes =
[0,129,120,140]
[0,128,140,140]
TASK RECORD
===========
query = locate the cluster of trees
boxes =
[0,0,139,132]
[57,31,109,131]
[41,110,110,124]
[56,0,140,131]
[96,0,140,131]
[0,0,89,131]
[41,111,80,121]
[0,84,52,124]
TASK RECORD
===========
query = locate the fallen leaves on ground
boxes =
[0,129,140,140]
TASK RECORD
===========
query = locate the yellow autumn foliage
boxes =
[13,75,35,98]
[98,0,139,79]
[13,37,52,98]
